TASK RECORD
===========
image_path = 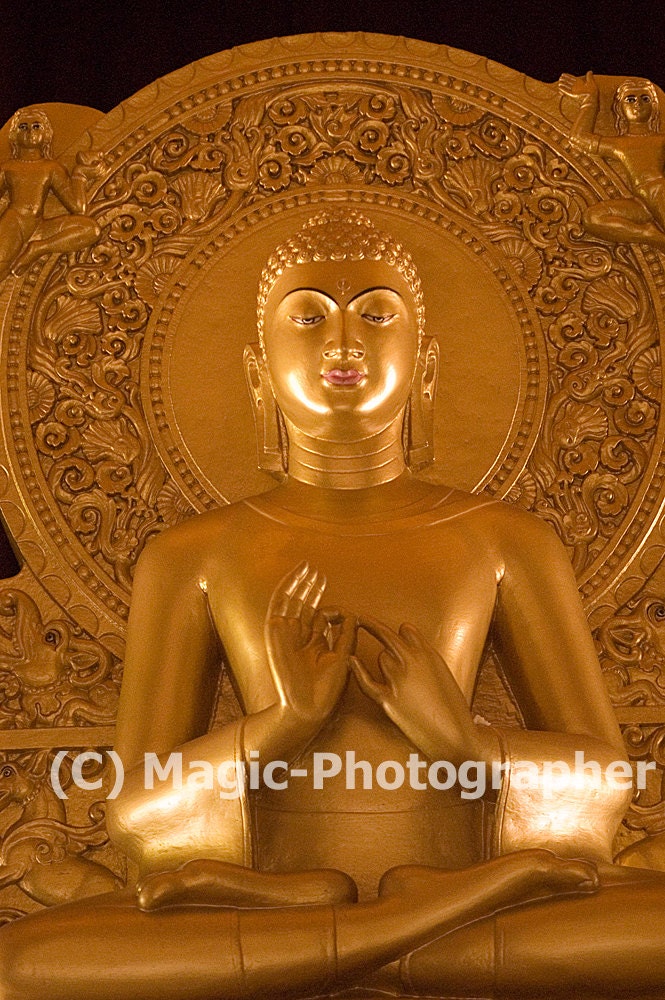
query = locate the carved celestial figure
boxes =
[559,71,665,248]
[0,107,100,281]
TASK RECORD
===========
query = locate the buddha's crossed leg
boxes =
[0,850,595,1000]
[401,862,665,998]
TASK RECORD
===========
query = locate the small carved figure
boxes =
[559,71,665,248]
[0,107,100,281]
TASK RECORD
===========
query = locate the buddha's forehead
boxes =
[266,259,416,309]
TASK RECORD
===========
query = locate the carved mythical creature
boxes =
[0,752,118,906]
[0,590,119,728]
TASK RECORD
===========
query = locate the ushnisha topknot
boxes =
[257,209,425,347]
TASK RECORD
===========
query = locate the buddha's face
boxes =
[618,85,656,125]
[261,260,420,440]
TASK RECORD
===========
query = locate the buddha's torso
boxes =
[188,485,505,894]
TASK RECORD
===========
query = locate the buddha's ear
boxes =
[243,343,288,479]
[405,336,439,471]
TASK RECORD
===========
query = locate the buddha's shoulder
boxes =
[135,500,263,566]
[435,486,562,549]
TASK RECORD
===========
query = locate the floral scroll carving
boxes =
[19,78,660,608]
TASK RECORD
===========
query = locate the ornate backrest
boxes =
[0,34,664,914]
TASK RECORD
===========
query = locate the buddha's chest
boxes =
[208,517,499,708]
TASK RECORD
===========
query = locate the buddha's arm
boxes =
[113,538,330,767]
[487,510,631,860]
[108,540,351,870]
[354,511,622,760]
[108,531,244,867]
[353,509,629,860]
[492,510,623,755]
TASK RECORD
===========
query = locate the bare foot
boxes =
[11,242,48,276]
[379,849,598,911]
[138,860,358,910]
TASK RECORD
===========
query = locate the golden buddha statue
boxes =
[3,210,665,1000]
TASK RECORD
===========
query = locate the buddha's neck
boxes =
[285,419,406,490]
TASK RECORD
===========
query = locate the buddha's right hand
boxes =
[265,562,356,726]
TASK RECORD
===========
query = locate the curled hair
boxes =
[613,78,660,135]
[8,107,54,158]
[257,209,425,346]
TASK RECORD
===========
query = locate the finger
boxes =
[357,615,404,660]
[311,606,343,633]
[137,872,178,910]
[397,622,424,648]
[350,656,385,703]
[293,567,318,605]
[302,572,326,632]
[309,572,326,610]
[309,606,344,648]
[331,613,358,659]
[283,561,310,598]
[378,649,400,682]
[282,565,319,622]
[268,562,309,618]
[290,568,318,631]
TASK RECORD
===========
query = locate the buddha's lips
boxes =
[322,369,365,386]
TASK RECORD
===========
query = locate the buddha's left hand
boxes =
[351,617,490,765]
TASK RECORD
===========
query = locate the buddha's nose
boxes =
[322,313,364,361]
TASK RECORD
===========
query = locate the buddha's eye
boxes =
[290,315,325,326]
[18,123,27,130]
[32,123,41,129]
[361,312,396,325]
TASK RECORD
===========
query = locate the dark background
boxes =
[0,0,662,577]
[2,0,665,124]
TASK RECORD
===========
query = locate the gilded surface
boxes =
[0,31,664,995]
[1,44,664,637]
[0,749,121,910]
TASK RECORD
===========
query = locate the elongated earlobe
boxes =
[404,336,439,470]
[243,343,288,478]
